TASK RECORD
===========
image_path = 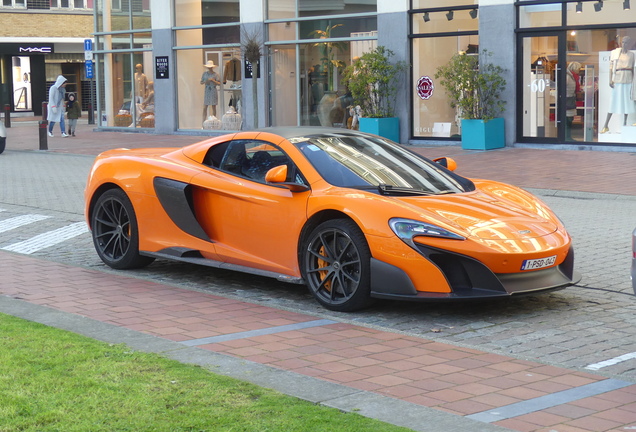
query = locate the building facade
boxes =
[4,0,636,149]
[0,2,94,116]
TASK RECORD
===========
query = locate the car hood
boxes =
[397,186,558,240]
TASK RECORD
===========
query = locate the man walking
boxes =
[47,75,68,137]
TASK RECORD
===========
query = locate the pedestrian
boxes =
[47,75,68,137]
[65,93,81,137]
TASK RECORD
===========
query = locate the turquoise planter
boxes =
[358,117,400,143]
[460,118,505,150]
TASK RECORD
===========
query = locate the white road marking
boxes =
[585,351,636,370]
[0,214,50,233]
[1,222,88,254]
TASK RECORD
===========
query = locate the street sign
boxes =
[85,60,94,79]
[84,39,93,61]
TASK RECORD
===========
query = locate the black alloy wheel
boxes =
[302,219,373,312]
[91,188,154,269]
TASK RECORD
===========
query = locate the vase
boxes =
[317,91,338,127]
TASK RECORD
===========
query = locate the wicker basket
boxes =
[139,113,155,128]
[221,108,242,130]
[114,114,132,127]
[203,116,222,130]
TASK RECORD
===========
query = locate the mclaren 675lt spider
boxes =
[85,127,581,311]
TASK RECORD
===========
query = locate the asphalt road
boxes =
[1,148,635,382]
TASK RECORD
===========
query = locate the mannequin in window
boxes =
[565,61,581,140]
[201,60,221,123]
[601,36,636,133]
[134,64,148,104]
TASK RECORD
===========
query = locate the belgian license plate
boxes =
[521,255,557,271]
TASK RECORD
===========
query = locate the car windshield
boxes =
[292,133,472,195]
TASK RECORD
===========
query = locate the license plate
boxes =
[521,255,557,271]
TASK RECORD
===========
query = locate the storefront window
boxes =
[176,47,243,130]
[412,35,478,138]
[567,1,636,26]
[412,8,478,34]
[412,0,475,8]
[267,11,377,127]
[267,0,376,20]
[175,0,239,26]
[518,3,561,28]
[520,27,636,144]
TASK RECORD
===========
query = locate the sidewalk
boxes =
[5,116,636,196]
[1,116,636,432]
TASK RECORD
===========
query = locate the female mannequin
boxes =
[201,60,221,123]
[601,36,636,133]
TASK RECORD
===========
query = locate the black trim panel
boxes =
[153,177,210,242]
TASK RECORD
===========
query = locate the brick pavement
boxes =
[2,116,636,431]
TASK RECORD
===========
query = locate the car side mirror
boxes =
[265,165,310,192]
[433,157,457,171]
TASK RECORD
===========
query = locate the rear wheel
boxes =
[91,188,154,269]
[302,219,373,312]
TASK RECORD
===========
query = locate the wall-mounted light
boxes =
[469,9,478,19]
[576,1,583,13]
[446,10,454,21]
[423,12,430,22]
[624,0,631,10]
[594,0,603,12]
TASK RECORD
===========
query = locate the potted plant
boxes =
[342,46,407,142]
[435,50,507,149]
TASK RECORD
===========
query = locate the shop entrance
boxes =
[520,33,564,141]
[12,56,32,111]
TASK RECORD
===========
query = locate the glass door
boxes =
[520,33,564,141]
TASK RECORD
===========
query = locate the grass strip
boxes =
[0,313,412,432]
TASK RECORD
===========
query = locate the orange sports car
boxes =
[85,127,580,311]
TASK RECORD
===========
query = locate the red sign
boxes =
[417,76,434,100]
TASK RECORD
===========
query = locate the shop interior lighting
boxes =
[423,12,430,22]
[624,0,630,10]
[469,8,478,19]
[594,1,603,11]
[446,10,454,21]
[576,1,583,13]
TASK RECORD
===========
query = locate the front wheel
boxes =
[91,188,154,269]
[302,219,373,312]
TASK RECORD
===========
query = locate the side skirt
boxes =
[141,247,305,284]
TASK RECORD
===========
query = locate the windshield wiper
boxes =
[377,184,431,196]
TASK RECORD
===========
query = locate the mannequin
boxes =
[565,61,581,140]
[601,36,636,133]
[134,64,148,104]
[201,60,221,122]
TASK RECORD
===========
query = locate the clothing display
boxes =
[608,48,636,114]
[201,70,220,105]
[223,58,241,83]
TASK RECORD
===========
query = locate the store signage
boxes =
[155,56,169,79]
[417,76,434,100]
[19,46,52,53]
[0,43,54,55]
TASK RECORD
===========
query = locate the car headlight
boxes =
[389,218,465,247]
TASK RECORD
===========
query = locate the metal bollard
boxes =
[38,120,48,151]
[4,104,10,128]
[88,102,95,125]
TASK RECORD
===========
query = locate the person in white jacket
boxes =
[47,75,68,137]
